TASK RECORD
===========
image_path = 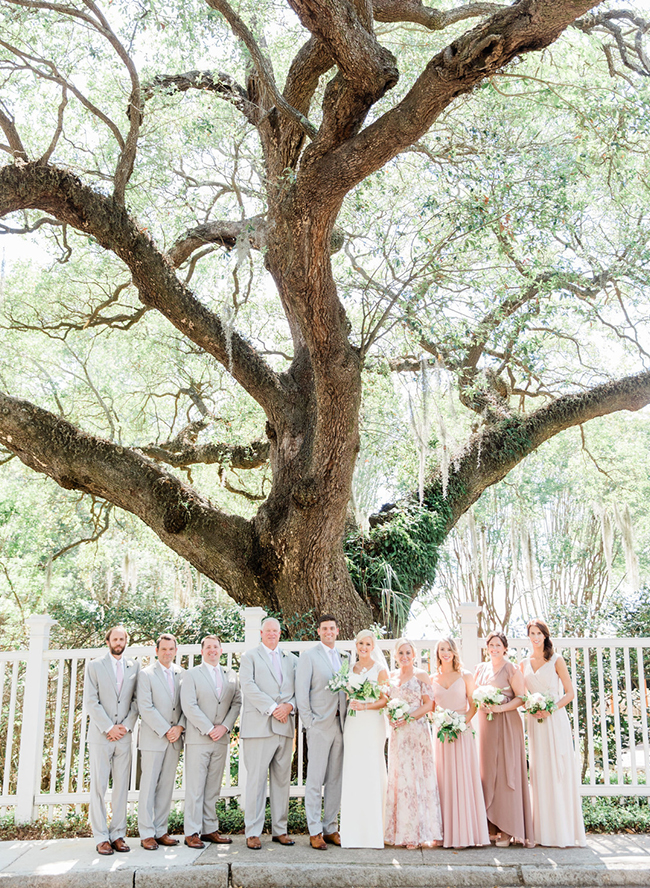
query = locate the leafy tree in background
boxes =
[1,0,650,633]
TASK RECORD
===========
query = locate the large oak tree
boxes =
[1,0,650,633]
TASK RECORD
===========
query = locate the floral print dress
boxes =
[384,674,442,847]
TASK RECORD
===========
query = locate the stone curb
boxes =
[0,875,133,888]
[521,866,650,886]
[231,862,519,888]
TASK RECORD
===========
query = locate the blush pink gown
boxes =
[384,675,442,847]
[431,675,490,848]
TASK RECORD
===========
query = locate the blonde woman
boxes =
[430,638,489,848]
[339,630,389,848]
[384,639,442,849]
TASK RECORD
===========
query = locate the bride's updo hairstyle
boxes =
[393,637,419,667]
[526,618,554,661]
[435,637,462,673]
[355,628,376,647]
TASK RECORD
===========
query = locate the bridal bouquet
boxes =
[522,691,557,723]
[473,686,506,720]
[429,707,471,743]
[386,698,413,727]
[328,661,382,717]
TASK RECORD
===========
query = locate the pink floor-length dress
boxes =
[522,654,586,847]
[475,661,534,845]
[431,676,490,848]
[384,675,442,847]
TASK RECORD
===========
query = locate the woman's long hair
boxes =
[526,618,554,661]
[435,637,462,673]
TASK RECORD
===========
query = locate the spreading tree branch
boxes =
[0,162,286,418]
[320,0,602,201]
[0,390,268,605]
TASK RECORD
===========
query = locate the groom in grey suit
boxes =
[181,635,241,848]
[239,617,298,849]
[295,614,346,850]
[84,625,140,855]
[136,633,185,850]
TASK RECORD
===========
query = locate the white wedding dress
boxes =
[339,662,387,848]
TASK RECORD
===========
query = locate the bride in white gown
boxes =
[340,630,389,848]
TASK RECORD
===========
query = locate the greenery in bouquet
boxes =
[328,661,382,716]
[429,707,471,742]
[523,691,558,723]
[473,686,506,721]
[386,698,414,726]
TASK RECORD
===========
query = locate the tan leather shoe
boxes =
[271,834,295,845]
[184,833,206,849]
[310,833,327,850]
[140,837,158,850]
[155,833,179,846]
[246,836,262,850]
[201,831,233,844]
[323,831,341,846]
[111,837,130,852]
[96,841,113,855]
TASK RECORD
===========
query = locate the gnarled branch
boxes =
[0,390,266,605]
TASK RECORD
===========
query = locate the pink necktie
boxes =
[214,666,223,698]
[166,668,174,697]
[116,659,124,694]
[271,650,283,684]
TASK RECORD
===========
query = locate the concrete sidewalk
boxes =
[1,834,650,887]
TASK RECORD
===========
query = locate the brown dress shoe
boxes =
[155,833,179,846]
[323,831,341,845]
[140,837,158,851]
[246,836,262,850]
[96,841,114,855]
[184,833,206,849]
[201,831,233,844]
[310,833,327,850]
[272,834,295,845]
[111,838,130,852]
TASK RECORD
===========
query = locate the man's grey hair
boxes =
[261,617,281,630]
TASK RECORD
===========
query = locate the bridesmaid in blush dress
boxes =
[430,638,489,849]
[384,638,442,850]
[521,618,586,848]
[474,631,533,847]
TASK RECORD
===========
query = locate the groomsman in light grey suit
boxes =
[295,614,346,850]
[239,617,298,850]
[180,635,241,849]
[136,633,185,850]
[84,625,140,856]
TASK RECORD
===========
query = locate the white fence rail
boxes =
[1,606,649,822]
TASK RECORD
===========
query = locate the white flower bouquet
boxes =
[429,707,471,743]
[328,661,382,717]
[522,691,557,723]
[473,686,506,720]
[386,697,414,727]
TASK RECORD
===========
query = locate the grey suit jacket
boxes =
[295,644,347,731]
[181,662,241,746]
[239,645,298,739]
[84,651,140,744]
[137,661,186,752]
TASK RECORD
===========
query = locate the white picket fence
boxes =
[1,604,649,822]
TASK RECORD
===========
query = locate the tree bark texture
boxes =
[1,0,634,635]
